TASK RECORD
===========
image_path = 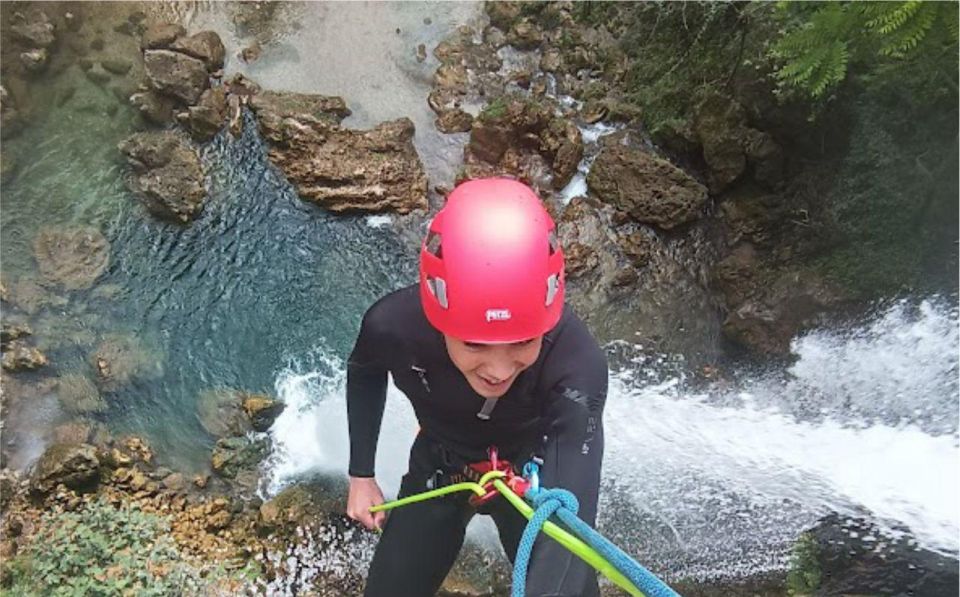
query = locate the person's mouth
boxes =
[477,373,510,391]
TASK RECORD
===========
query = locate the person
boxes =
[346,178,608,596]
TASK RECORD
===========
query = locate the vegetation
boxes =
[785,532,821,595]
[567,1,957,298]
[772,1,959,100]
[5,499,257,596]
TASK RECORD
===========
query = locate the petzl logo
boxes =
[485,309,511,322]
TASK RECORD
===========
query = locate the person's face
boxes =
[443,335,544,398]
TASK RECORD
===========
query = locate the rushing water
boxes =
[1,0,957,589]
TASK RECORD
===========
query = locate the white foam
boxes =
[265,351,417,497]
[364,215,393,229]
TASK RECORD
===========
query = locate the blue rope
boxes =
[512,464,680,597]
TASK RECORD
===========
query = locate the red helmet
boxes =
[420,178,564,343]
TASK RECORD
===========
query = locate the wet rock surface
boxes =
[143,49,209,105]
[32,226,110,290]
[119,130,206,223]
[808,514,958,596]
[170,31,226,72]
[251,92,428,213]
[30,443,100,495]
[1,341,48,372]
[588,141,709,230]
[559,197,723,357]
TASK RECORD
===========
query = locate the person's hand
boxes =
[347,476,386,531]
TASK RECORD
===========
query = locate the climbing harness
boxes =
[370,448,680,597]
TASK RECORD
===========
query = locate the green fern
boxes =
[771,1,958,100]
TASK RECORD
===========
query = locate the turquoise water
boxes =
[2,102,417,472]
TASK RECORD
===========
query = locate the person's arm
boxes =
[345,306,390,529]
[526,318,608,596]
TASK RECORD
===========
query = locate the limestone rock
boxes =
[588,144,708,229]
[720,268,842,355]
[694,94,784,192]
[196,388,248,438]
[90,333,163,391]
[32,226,109,290]
[506,19,543,50]
[143,49,209,105]
[30,443,99,494]
[249,89,351,123]
[56,373,105,414]
[211,436,268,479]
[171,31,226,72]
[130,90,175,125]
[558,197,722,357]
[101,58,133,75]
[251,93,428,213]
[242,394,285,432]
[0,323,31,349]
[141,22,185,50]
[119,130,206,223]
[185,87,228,142]
[259,485,320,531]
[53,421,94,444]
[20,49,49,74]
[11,12,55,48]
[435,107,473,133]
[1,341,47,372]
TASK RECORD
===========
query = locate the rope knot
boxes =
[531,488,579,515]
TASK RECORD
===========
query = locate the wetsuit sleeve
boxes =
[346,305,390,478]
[527,316,608,597]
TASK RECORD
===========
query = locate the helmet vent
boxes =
[427,276,449,309]
[545,273,560,307]
[547,230,560,256]
[425,231,443,258]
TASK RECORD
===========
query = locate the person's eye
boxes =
[464,342,484,350]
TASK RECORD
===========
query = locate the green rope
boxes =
[369,472,644,597]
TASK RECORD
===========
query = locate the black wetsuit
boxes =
[347,284,608,597]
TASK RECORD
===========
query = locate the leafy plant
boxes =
[5,499,256,596]
[771,1,959,99]
[785,532,821,595]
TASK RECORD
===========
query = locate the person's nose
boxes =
[484,349,517,381]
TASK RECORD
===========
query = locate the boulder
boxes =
[249,89,351,123]
[100,58,133,76]
[558,197,723,358]
[718,266,843,355]
[20,49,49,74]
[465,95,580,190]
[435,108,474,134]
[1,342,47,372]
[7,277,67,314]
[56,373,105,414]
[506,19,544,50]
[185,86,227,142]
[196,388,248,437]
[90,333,163,391]
[259,484,322,531]
[53,421,94,444]
[11,12,56,48]
[171,31,226,72]
[0,85,23,139]
[141,22,185,50]
[694,94,784,192]
[32,226,110,290]
[129,90,175,125]
[0,323,31,350]
[588,143,708,229]
[211,436,268,479]
[143,49,209,105]
[119,130,206,223]
[242,394,285,432]
[30,443,99,494]
[486,2,522,31]
[805,514,958,596]
[251,93,428,214]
